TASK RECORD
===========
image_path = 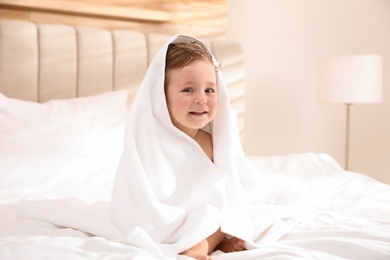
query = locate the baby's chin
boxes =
[185,120,212,131]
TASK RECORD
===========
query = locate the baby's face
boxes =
[165,60,218,137]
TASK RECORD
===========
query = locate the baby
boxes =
[164,41,245,259]
[109,35,270,260]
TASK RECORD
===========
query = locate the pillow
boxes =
[247,153,343,175]
[0,154,118,204]
[0,91,128,157]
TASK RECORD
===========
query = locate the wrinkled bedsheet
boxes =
[1,153,389,259]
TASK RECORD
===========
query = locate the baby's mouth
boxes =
[189,111,207,115]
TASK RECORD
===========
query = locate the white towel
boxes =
[109,35,298,256]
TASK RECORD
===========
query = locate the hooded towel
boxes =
[109,35,295,256]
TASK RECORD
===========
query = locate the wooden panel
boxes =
[77,27,113,96]
[0,6,29,20]
[112,30,147,104]
[0,0,227,40]
[38,23,78,102]
[0,20,38,101]
[0,0,171,22]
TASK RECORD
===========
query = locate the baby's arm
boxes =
[180,228,225,259]
[180,229,246,259]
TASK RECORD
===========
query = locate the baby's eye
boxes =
[205,88,216,93]
[182,88,193,93]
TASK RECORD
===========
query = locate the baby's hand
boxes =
[215,236,245,253]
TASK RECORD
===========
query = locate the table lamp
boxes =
[317,55,383,170]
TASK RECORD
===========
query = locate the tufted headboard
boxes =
[0,19,245,140]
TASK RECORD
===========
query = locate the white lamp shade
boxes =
[318,55,383,104]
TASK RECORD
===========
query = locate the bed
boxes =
[1,19,389,259]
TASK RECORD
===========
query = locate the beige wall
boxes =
[227,0,390,183]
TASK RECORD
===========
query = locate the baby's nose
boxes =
[194,94,207,104]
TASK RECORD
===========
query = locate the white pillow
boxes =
[0,154,118,204]
[0,91,128,157]
[247,153,343,175]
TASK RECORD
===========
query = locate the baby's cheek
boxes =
[178,98,192,107]
[210,98,218,109]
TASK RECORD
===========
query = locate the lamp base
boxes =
[345,103,352,171]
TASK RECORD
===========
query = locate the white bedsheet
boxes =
[1,153,389,259]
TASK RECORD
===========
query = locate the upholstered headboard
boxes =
[0,19,245,140]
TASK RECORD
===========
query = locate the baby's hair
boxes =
[164,41,221,87]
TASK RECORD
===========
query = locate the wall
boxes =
[227,0,390,183]
[0,0,227,39]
